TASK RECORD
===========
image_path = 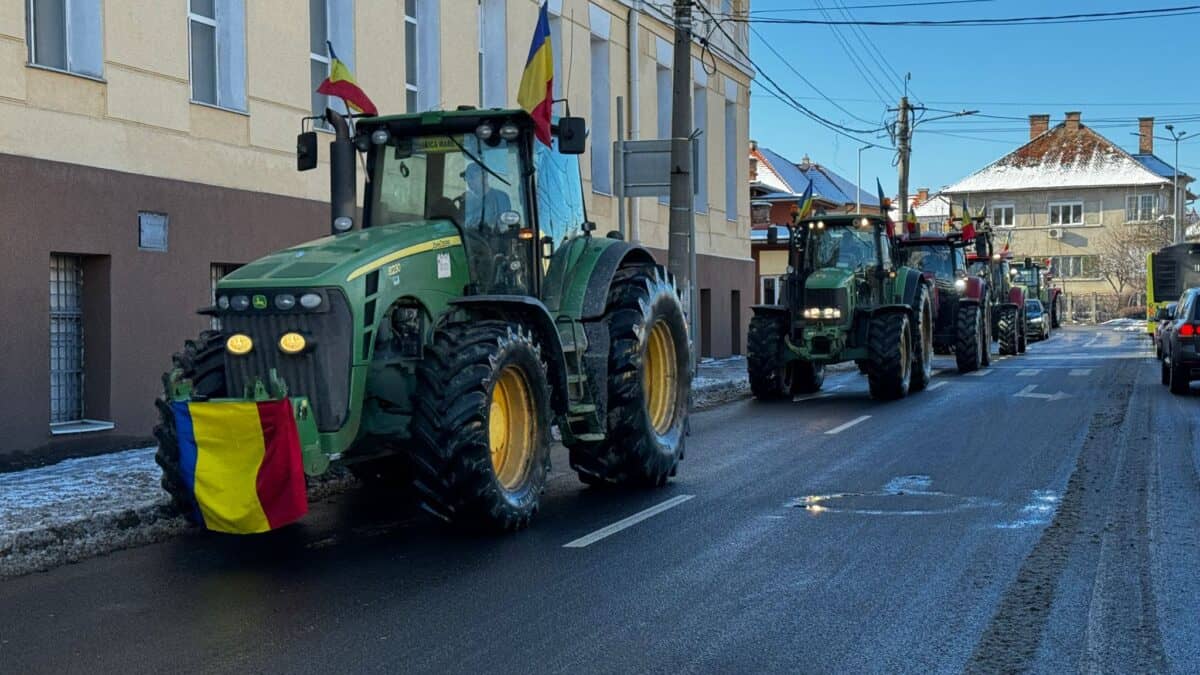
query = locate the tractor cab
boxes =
[896,233,971,292]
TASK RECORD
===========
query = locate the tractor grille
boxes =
[221,289,354,432]
[804,288,848,314]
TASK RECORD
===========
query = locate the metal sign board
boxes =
[614,138,700,198]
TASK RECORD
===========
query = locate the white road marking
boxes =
[928,381,948,391]
[563,494,695,548]
[1013,384,1072,401]
[967,368,994,377]
[1069,368,1092,376]
[825,415,871,435]
[1017,369,1040,376]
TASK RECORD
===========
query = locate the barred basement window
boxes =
[50,254,84,424]
[210,262,242,330]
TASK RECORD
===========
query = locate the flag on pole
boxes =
[961,200,976,240]
[316,42,378,116]
[905,209,918,236]
[518,2,555,146]
[171,399,308,534]
[796,179,815,220]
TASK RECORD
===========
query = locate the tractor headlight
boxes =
[230,295,251,311]
[226,333,253,355]
[274,294,296,310]
[278,332,308,354]
[822,307,836,319]
[499,122,520,140]
[217,295,230,310]
[954,279,967,292]
[299,293,323,309]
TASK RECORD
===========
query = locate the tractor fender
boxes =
[960,276,987,303]
[579,241,658,319]
[1008,286,1025,307]
[866,303,913,318]
[896,268,927,308]
[447,295,570,416]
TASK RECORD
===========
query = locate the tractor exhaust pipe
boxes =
[327,109,357,235]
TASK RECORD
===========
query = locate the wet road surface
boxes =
[2,326,1198,673]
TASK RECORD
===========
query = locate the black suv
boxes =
[1160,288,1200,394]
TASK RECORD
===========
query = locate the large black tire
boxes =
[1017,314,1028,353]
[1050,295,1062,328]
[569,265,690,487]
[791,360,825,395]
[867,312,912,400]
[1161,359,1171,385]
[955,303,983,374]
[748,313,792,400]
[980,302,993,367]
[1168,359,1191,395]
[998,306,1019,356]
[153,330,229,523]
[409,321,553,531]
[910,284,934,392]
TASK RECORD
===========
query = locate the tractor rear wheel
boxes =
[955,303,983,373]
[748,313,793,399]
[570,265,689,487]
[153,330,229,523]
[998,306,1019,356]
[910,285,934,392]
[867,312,912,400]
[410,321,552,531]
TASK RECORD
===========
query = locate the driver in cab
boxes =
[463,163,512,231]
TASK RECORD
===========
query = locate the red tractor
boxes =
[967,246,1027,356]
[896,231,991,373]
[1013,258,1064,329]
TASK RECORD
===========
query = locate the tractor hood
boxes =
[219,220,464,289]
[804,267,856,290]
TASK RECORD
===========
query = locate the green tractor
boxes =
[1013,258,1064,329]
[747,213,934,401]
[154,108,691,531]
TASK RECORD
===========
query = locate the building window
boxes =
[478,0,506,108]
[189,0,246,111]
[1048,201,1083,226]
[27,0,103,77]
[1045,254,1099,279]
[547,3,563,116]
[1125,194,1157,222]
[310,0,354,121]
[404,0,418,111]
[50,254,84,424]
[589,33,612,194]
[656,59,671,205]
[760,276,781,305]
[693,82,708,213]
[991,203,1015,228]
[725,100,738,221]
[210,263,242,331]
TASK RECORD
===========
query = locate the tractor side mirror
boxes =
[556,117,587,155]
[1023,256,1033,268]
[767,227,779,246]
[297,131,318,171]
[541,235,555,259]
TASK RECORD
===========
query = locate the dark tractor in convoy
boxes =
[896,231,992,373]
[1013,258,1063,330]
[747,213,934,401]
[967,243,1027,356]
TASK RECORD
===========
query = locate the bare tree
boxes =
[1096,222,1172,299]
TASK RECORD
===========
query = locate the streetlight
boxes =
[1166,124,1187,243]
[857,144,875,214]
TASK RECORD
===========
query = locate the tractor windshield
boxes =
[904,244,956,280]
[1015,267,1040,287]
[967,260,989,278]
[806,225,877,271]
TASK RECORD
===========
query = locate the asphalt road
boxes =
[3,326,1198,673]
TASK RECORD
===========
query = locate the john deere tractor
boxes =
[896,231,993,373]
[154,108,691,531]
[1013,258,1064,330]
[747,213,934,401]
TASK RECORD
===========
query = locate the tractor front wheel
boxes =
[998,306,1019,356]
[955,303,983,373]
[1017,314,1028,353]
[570,265,690,488]
[748,313,793,399]
[410,321,552,531]
[910,285,934,392]
[867,312,912,400]
[153,330,229,523]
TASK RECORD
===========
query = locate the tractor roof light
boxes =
[499,122,520,140]
[333,216,354,232]
[475,123,495,140]
[370,128,391,145]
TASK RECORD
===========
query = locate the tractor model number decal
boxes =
[346,236,463,281]
[437,253,451,279]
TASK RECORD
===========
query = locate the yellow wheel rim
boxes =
[489,365,536,490]
[643,319,679,435]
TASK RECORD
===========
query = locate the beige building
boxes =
[943,113,1194,296]
[0,0,753,462]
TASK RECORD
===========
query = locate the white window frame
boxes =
[188,0,246,112]
[27,0,104,79]
[404,1,418,111]
[478,0,506,108]
[990,202,1015,228]
[1048,201,1083,226]
[1125,194,1157,222]
[760,275,781,305]
[1045,254,1100,280]
[693,76,708,214]
[589,7,612,196]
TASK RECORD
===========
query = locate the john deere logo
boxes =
[252,294,268,309]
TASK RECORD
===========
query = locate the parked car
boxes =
[1160,288,1200,395]
[1025,299,1049,341]
[1154,302,1178,360]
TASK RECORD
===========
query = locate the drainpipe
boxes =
[627,1,642,243]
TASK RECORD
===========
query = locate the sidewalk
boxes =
[0,357,756,578]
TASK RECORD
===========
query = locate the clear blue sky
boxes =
[746,0,1200,197]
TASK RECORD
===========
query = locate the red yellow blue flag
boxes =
[518,2,554,145]
[171,399,308,534]
[797,179,815,220]
[317,42,378,116]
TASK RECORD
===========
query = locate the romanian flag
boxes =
[797,179,815,220]
[518,3,555,145]
[316,42,378,116]
[171,399,308,534]
[961,200,976,240]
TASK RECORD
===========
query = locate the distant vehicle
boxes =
[1160,288,1200,395]
[1012,258,1063,330]
[1147,243,1200,335]
[1025,299,1049,341]
[1154,302,1178,360]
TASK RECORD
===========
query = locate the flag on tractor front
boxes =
[518,2,554,145]
[171,399,308,534]
[797,179,815,220]
[316,42,378,116]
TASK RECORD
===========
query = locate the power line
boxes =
[733,5,1200,27]
[749,25,880,126]
[832,0,909,102]
[745,0,998,14]
[812,0,894,104]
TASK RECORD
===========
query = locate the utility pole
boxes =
[668,0,696,356]
[896,96,911,224]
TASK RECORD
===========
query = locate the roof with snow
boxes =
[754,147,880,207]
[944,121,1170,194]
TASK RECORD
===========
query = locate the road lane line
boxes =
[563,495,695,548]
[928,381,948,390]
[1069,368,1092,376]
[825,415,871,435]
[1017,369,1040,376]
[967,368,995,377]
